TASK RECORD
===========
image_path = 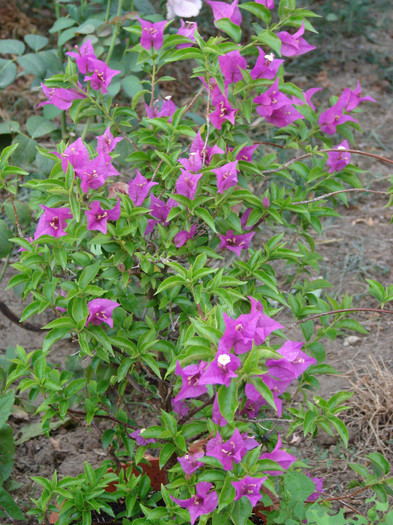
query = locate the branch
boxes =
[179,396,214,425]
[296,307,393,325]
[184,87,204,114]
[260,148,393,174]
[8,193,22,237]
[320,485,370,502]
[68,408,135,429]
[293,188,390,205]
[0,301,42,332]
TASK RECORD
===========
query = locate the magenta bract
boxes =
[171,482,218,525]
[277,21,316,57]
[218,230,255,257]
[232,476,267,506]
[85,199,121,234]
[86,298,120,328]
[34,205,73,240]
[138,19,167,50]
[211,160,238,194]
[128,171,158,207]
[206,0,242,26]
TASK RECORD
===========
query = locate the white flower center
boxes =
[218,354,231,366]
[265,53,274,62]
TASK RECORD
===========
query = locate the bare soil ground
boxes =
[0,1,392,523]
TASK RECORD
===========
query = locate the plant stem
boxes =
[0,252,11,286]
[105,0,112,22]
[179,396,214,425]
[292,187,390,205]
[296,307,393,325]
[107,0,123,64]
[8,193,22,236]
[150,57,157,107]
[81,117,91,140]
[260,148,393,174]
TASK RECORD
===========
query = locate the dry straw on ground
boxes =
[344,355,393,459]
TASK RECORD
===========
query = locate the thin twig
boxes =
[184,87,204,114]
[260,148,393,174]
[196,303,206,321]
[68,408,135,429]
[151,159,163,181]
[293,188,390,205]
[0,301,42,332]
[296,307,393,325]
[8,193,22,237]
[334,499,368,519]
[256,141,286,149]
[320,485,370,502]
[179,396,214,425]
[202,80,211,167]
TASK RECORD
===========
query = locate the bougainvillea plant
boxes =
[3,0,393,524]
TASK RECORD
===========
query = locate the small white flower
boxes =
[167,0,202,19]
[265,53,275,62]
[217,354,231,366]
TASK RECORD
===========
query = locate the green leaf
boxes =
[330,416,349,448]
[303,410,317,436]
[0,120,20,134]
[257,30,282,55]
[43,317,76,330]
[248,376,276,411]
[231,497,252,525]
[53,245,67,270]
[156,275,185,294]
[0,487,24,519]
[71,297,88,326]
[159,442,176,469]
[284,471,316,502]
[0,392,14,428]
[215,18,242,43]
[366,452,390,476]
[301,320,314,341]
[348,462,369,478]
[58,28,77,46]
[218,476,235,509]
[79,260,101,289]
[165,47,204,63]
[0,220,13,258]
[239,2,271,24]
[49,17,76,33]
[4,200,32,227]
[24,34,49,52]
[195,207,217,232]
[161,410,177,436]
[0,424,14,483]
[335,318,368,334]
[43,326,70,352]
[217,381,238,424]
[122,75,143,98]
[0,39,25,55]
[0,59,17,89]
[26,116,57,139]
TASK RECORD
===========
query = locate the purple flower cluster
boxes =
[168,297,319,521]
[319,82,375,135]
[173,297,315,421]
[253,78,305,128]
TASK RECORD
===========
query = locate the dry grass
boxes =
[343,355,393,459]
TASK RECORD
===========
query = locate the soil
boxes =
[0,1,392,523]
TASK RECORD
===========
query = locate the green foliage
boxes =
[0,0,392,523]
